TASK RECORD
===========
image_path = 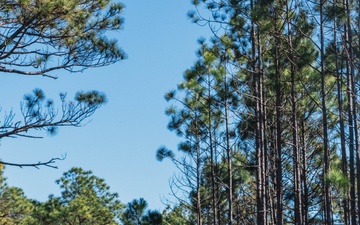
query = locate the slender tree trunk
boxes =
[195,116,203,225]
[250,1,265,223]
[346,0,360,221]
[257,18,268,225]
[255,62,265,225]
[334,16,349,225]
[356,0,360,219]
[300,117,309,224]
[346,56,356,225]
[224,79,233,225]
[286,4,302,223]
[207,75,218,225]
[269,122,277,224]
[353,65,360,225]
[214,135,222,224]
[319,0,332,223]
[358,0,360,221]
[260,68,268,225]
[343,0,356,222]
[274,9,283,225]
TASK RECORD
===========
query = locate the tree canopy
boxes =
[158,0,360,224]
[0,0,126,168]
[0,167,166,225]
[31,167,124,225]
[0,0,126,78]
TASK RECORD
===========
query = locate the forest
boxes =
[0,0,360,224]
[156,0,360,224]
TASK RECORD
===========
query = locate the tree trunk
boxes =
[274,9,283,225]
[250,1,265,223]
[343,0,356,222]
[300,117,309,224]
[319,0,332,223]
[286,4,302,223]
[224,79,233,225]
[346,0,360,221]
[208,75,218,225]
[195,116,203,225]
[333,15,349,224]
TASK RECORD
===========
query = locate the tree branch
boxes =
[0,155,66,169]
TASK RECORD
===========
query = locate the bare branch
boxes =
[0,155,66,169]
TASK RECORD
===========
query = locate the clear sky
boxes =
[1,0,211,210]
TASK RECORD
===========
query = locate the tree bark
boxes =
[286,3,302,223]
[207,74,218,225]
[319,0,332,223]
[274,8,283,225]
[224,78,233,225]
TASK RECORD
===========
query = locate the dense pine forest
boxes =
[157,0,360,224]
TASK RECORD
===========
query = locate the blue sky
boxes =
[0,0,211,210]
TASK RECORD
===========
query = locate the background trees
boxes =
[121,198,163,225]
[0,166,166,225]
[0,167,35,224]
[30,167,124,225]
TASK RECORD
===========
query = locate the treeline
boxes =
[0,167,187,225]
[157,0,360,224]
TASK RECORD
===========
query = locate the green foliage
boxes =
[75,90,107,105]
[325,157,350,194]
[0,168,35,224]
[121,198,163,225]
[325,169,349,193]
[156,146,175,161]
[0,0,126,77]
[0,88,107,148]
[159,0,360,223]
[142,210,163,225]
[0,0,122,168]
[0,167,167,225]
[31,167,124,225]
[162,205,195,225]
